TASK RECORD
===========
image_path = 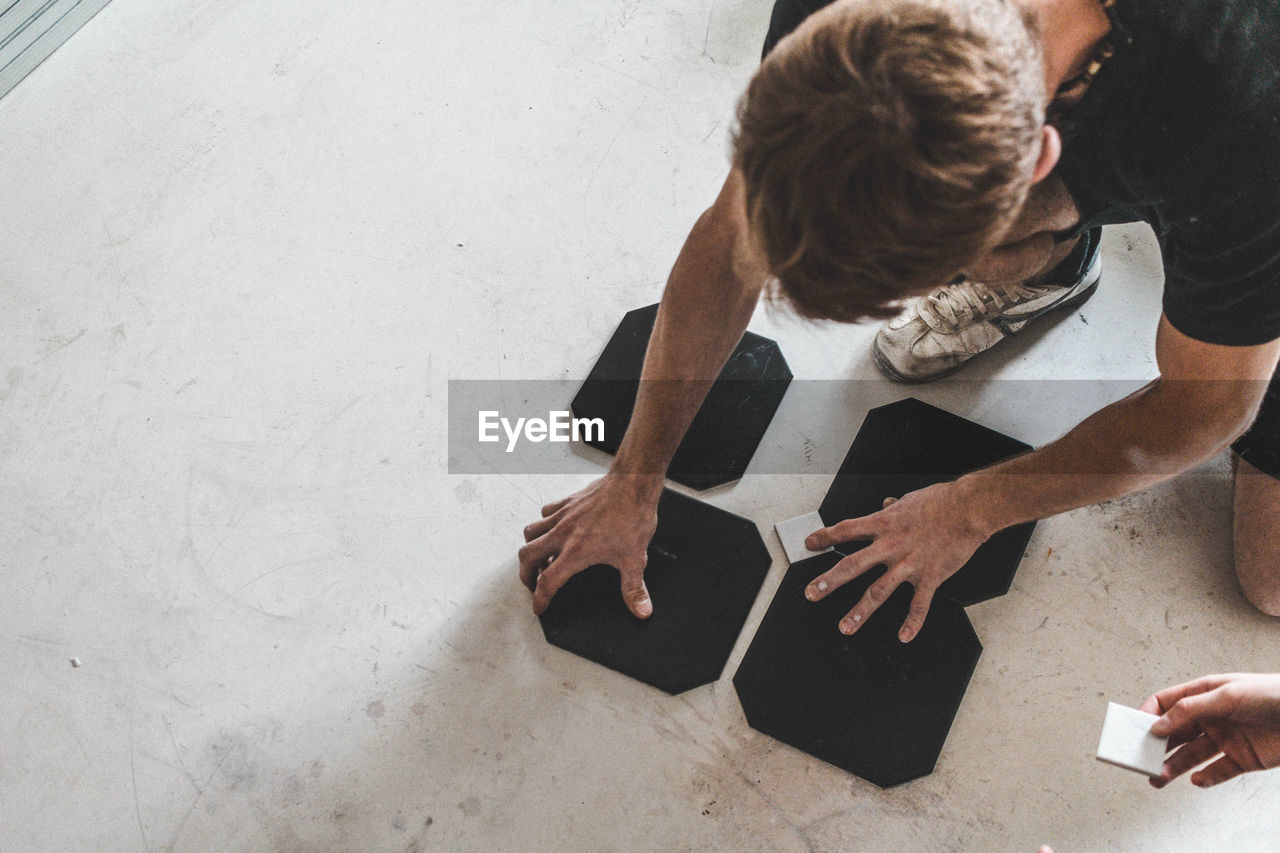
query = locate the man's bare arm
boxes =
[611,168,767,480]
[959,315,1280,527]
[806,315,1280,641]
[519,168,768,616]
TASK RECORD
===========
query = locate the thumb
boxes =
[883,497,898,508]
[1152,689,1221,737]
[621,574,653,619]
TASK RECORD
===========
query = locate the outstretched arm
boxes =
[519,168,769,616]
[805,315,1280,641]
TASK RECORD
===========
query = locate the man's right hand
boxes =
[519,169,764,621]
[518,474,662,618]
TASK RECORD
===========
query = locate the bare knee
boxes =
[1233,568,1280,614]
[968,232,1060,285]
[1233,560,1280,614]
[1233,455,1280,617]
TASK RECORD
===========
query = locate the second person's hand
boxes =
[1141,673,1280,788]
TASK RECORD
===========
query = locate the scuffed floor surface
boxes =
[2,0,1277,849]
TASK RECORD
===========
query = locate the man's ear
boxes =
[1031,124,1061,184]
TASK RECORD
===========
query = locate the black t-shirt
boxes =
[1057,0,1280,346]
[762,0,1280,346]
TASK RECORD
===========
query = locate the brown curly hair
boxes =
[733,0,1047,321]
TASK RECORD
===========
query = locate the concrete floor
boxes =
[2,0,1278,850]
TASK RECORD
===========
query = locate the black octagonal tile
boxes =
[733,551,982,787]
[818,398,1037,606]
[570,303,793,490]
[539,488,772,695]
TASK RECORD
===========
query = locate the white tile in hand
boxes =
[774,511,833,565]
[1096,702,1168,777]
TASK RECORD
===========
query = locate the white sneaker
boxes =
[872,228,1102,382]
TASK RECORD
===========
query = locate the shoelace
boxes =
[919,279,1048,330]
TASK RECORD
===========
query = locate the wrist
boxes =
[611,433,674,497]
[604,466,666,504]
[951,472,1016,538]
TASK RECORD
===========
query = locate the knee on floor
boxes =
[1237,569,1280,617]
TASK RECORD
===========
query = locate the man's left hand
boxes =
[801,482,991,642]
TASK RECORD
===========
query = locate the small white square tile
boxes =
[774,511,833,565]
[1096,702,1168,777]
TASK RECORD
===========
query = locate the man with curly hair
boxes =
[519,0,1280,644]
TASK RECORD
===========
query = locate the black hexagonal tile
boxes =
[733,551,982,787]
[539,488,773,695]
[818,398,1037,606]
[570,303,793,490]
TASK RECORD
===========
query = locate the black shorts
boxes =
[1233,382,1280,478]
